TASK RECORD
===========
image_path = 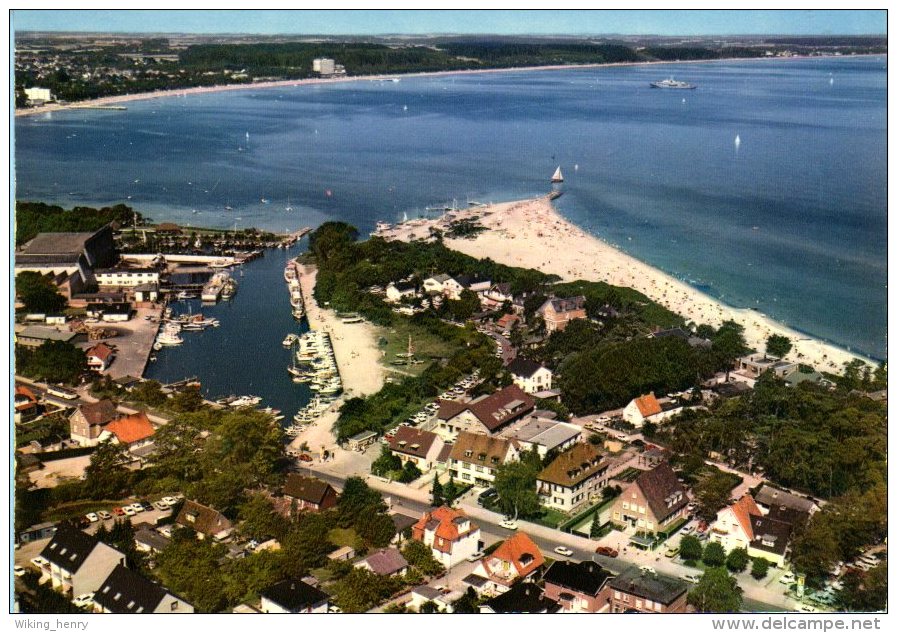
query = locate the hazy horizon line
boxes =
[14,30,887,38]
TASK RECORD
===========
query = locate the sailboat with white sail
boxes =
[551,166,564,183]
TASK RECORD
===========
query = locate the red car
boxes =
[595,546,619,558]
[298,454,313,462]
[112,507,126,517]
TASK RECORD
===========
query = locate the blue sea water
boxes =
[14,56,887,361]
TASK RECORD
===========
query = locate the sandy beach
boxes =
[14,54,867,118]
[382,196,873,374]
[288,264,385,460]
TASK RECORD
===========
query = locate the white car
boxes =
[499,519,518,530]
[72,593,95,608]
[122,506,136,516]
[13,565,26,577]
[97,510,113,520]
[467,551,486,562]
[130,502,145,513]
[554,546,574,557]
[779,572,796,585]
[153,501,170,511]
[85,512,99,523]
[161,496,179,506]
[682,573,702,584]
[30,556,48,568]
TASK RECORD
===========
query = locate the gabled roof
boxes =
[15,385,38,402]
[436,399,467,421]
[482,583,560,614]
[94,564,183,613]
[105,412,155,445]
[87,343,115,361]
[392,280,416,292]
[75,400,118,426]
[467,384,535,431]
[537,442,607,488]
[539,295,586,314]
[633,462,688,521]
[175,500,233,537]
[631,393,662,417]
[260,579,329,612]
[755,485,818,514]
[282,473,336,505]
[487,532,544,579]
[413,506,478,552]
[728,495,762,540]
[40,526,106,573]
[19,231,100,257]
[489,282,512,296]
[543,560,613,597]
[358,548,408,576]
[391,512,419,533]
[506,357,546,379]
[134,527,170,552]
[608,568,689,605]
[388,426,439,459]
[750,515,792,556]
[449,431,514,467]
[428,273,452,283]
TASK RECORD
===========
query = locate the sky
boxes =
[11,9,887,36]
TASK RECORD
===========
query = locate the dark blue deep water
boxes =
[15,56,887,360]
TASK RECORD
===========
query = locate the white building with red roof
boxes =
[412,506,480,569]
[472,532,545,593]
[99,411,156,456]
[436,384,535,440]
[86,342,115,372]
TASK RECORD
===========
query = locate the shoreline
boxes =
[380,196,875,373]
[14,53,884,118]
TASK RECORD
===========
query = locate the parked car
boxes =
[72,593,95,608]
[682,572,702,584]
[129,502,145,513]
[595,546,619,558]
[153,501,170,511]
[97,510,113,520]
[13,566,26,577]
[499,519,518,530]
[140,500,154,512]
[30,556,48,568]
[665,547,680,558]
[113,507,126,517]
[554,546,574,557]
[779,572,796,585]
[681,525,694,535]
[161,496,179,506]
[85,512,99,523]
[122,506,136,516]
[299,454,313,462]
[467,551,485,562]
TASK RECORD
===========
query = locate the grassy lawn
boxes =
[531,507,568,529]
[379,319,457,377]
[615,467,643,483]
[328,527,364,551]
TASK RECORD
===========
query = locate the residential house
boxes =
[37,526,126,598]
[711,495,794,566]
[282,474,339,513]
[260,579,329,613]
[100,411,156,455]
[611,462,688,534]
[133,283,160,304]
[175,500,233,541]
[86,342,115,372]
[133,526,170,554]
[605,568,689,613]
[537,296,587,333]
[69,399,119,446]
[437,384,535,439]
[733,354,798,387]
[422,273,452,295]
[92,564,192,613]
[390,512,419,544]
[442,274,491,300]
[448,432,519,486]
[754,485,819,517]
[472,532,544,593]
[354,548,409,577]
[495,313,520,334]
[503,417,581,458]
[412,506,480,569]
[623,393,662,427]
[385,281,418,303]
[387,426,446,471]
[409,585,463,613]
[480,583,560,614]
[14,385,39,422]
[481,282,514,310]
[536,443,609,512]
[543,560,614,613]
[327,546,355,562]
[85,302,133,322]
[506,357,553,394]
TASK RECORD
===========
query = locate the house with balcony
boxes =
[611,462,688,536]
[605,568,689,613]
[260,579,329,613]
[711,494,794,566]
[387,426,445,471]
[437,384,535,439]
[92,564,193,613]
[412,506,480,569]
[38,526,126,598]
[448,432,519,486]
[543,560,614,613]
[536,443,609,512]
[472,532,544,593]
[506,357,553,394]
[536,296,587,333]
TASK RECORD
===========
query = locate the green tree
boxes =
[397,460,422,483]
[83,438,131,500]
[765,334,792,359]
[280,512,335,576]
[331,567,398,613]
[337,477,387,528]
[371,445,401,477]
[726,548,750,573]
[494,456,541,519]
[402,539,445,577]
[838,564,887,612]
[419,600,441,613]
[688,567,743,613]
[451,587,480,613]
[679,535,703,562]
[443,477,459,507]
[703,541,727,567]
[712,320,749,381]
[750,557,769,580]
[431,477,444,506]
[238,493,289,541]
[155,529,228,612]
[15,271,67,314]
[129,379,167,407]
[694,470,737,521]
[15,341,87,385]
[357,512,397,548]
